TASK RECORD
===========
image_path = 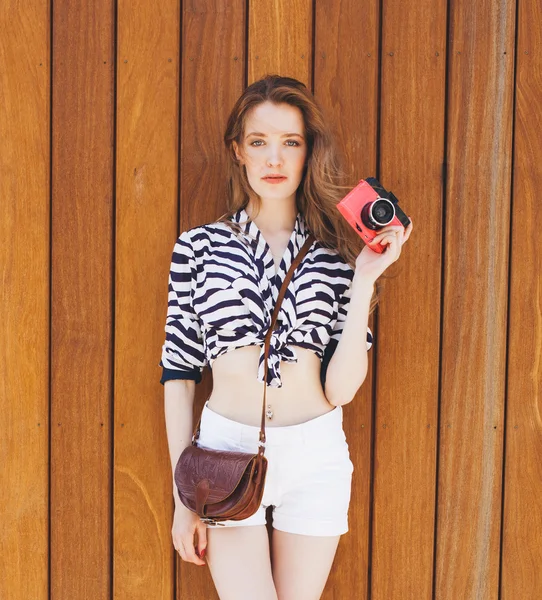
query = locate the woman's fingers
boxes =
[356,218,412,277]
[173,530,205,565]
[403,218,413,242]
[381,232,402,262]
[174,521,207,565]
[179,536,206,565]
[373,220,413,248]
[196,521,208,559]
[372,226,402,243]
[172,507,207,566]
[379,232,400,249]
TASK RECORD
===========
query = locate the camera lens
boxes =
[361,198,395,229]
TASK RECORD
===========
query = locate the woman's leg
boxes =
[271,530,340,600]
[206,525,278,600]
[266,407,350,598]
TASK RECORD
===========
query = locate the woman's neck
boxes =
[246,199,298,235]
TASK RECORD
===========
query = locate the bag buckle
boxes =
[200,517,225,526]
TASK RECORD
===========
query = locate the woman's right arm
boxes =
[164,379,207,565]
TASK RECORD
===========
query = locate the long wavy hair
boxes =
[218,74,379,313]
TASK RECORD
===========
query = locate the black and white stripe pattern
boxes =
[160,208,373,388]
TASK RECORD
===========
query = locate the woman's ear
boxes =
[232,141,243,163]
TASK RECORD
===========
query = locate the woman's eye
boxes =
[249,140,300,147]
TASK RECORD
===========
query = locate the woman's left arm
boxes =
[324,276,374,405]
[324,219,414,406]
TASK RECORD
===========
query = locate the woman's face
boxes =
[233,101,308,207]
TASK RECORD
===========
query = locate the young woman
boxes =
[160,75,413,600]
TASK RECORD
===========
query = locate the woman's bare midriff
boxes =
[206,345,334,427]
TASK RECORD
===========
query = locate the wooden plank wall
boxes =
[314,2,379,597]
[50,2,115,598]
[176,2,246,597]
[502,0,542,596]
[1,2,50,600]
[372,0,446,598]
[114,0,179,598]
[436,1,515,598]
[2,1,540,599]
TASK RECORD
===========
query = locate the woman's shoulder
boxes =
[178,220,238,245]
[176,220,247,263]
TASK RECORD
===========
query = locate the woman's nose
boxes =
[266,145,283,166]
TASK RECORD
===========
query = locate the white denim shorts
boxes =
[197,402,354,537]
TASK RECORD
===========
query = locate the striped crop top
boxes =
[159,208,373,388]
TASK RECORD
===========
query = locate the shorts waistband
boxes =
[200,402,344,447]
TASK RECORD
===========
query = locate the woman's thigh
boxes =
[206,525,278,600]
[271,530,341,600]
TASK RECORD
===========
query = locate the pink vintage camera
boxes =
[337,177,410,254]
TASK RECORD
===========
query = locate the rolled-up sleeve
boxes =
[331,280,373,350]
[159,231,207,385]
[320,280,373,387]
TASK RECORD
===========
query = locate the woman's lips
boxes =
[262,176,287,184]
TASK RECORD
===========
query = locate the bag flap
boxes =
[175,445,257,504]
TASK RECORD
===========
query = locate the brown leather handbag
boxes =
[174,234,315,524]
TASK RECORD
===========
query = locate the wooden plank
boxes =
[435,1,516,598]
[177,1,245,597]
[501,0,542,596]
[50,2,115,598]
[314,1,380,597]
[248,0,312,86]
[113,0,180,599]
[0,3,50,599]
[373,0,447,597]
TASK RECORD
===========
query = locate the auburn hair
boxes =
[217,74,379,314]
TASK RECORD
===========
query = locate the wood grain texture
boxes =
[5,1,542,597]
[114,0,181,598]
[502,0,542,596]
[50,1,114,598]
[177,1,245,598]
[314,1,380,597]
[373,0,447,598]
[248,0,312,86]
[436,1,516,598]
[0,3,50,599]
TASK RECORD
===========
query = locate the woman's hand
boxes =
[354,219,414,283]
[172,503,208,566]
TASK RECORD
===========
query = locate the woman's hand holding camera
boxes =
[354,219,414,283]
[172,502,208,566]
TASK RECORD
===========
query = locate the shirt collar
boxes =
[231,207,309,253]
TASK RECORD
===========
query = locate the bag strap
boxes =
[258,234,315,452]
[192,233,316,453]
